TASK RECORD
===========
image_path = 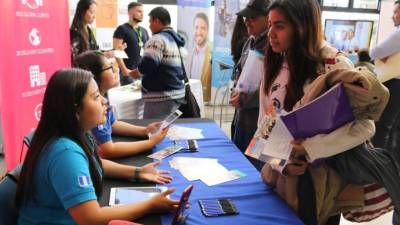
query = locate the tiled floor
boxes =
[0,105,393,224]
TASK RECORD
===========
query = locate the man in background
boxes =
[113,2,149,85]
[131,7,186,119]
[370,0,400,153]
[230,0,269,154]
[187,12,212,102]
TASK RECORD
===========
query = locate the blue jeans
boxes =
[119,71,133,86]
[143,100,181,119]
[372,79,400,154]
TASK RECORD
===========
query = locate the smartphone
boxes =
[174,139,198,152]
[150,109,182,137]
[171,184,194,225]
[160,109,183,130]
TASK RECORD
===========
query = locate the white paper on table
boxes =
[235,50,264,93]
[200,168,241,186]
[169,157,218,170]
[181,162,229,184]
[167,126,204,140]
[179,164,209,181]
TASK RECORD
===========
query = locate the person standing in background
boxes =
[370,0,400,153]
[187,12,212,102]
[70,0,99,62]
[230,15,249,65]
[355,48,375,73]
[131,7,186,119]
[113,2,149,85]
[230,0,269,154]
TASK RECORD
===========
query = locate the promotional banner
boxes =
[177,0,212,103]
[212,0,246,104]
[0,0,71,170]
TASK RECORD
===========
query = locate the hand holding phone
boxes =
[149,109,182,137]
[172,184,194,225]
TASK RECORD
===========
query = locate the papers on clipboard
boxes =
[235,50,264,93]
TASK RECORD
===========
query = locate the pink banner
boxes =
[0,0,71,170]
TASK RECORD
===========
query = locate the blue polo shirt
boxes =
[91,107,116,145]
[18,137,102,225]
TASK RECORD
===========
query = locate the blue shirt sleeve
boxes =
[91,108,116,145]
[47,139,98,210]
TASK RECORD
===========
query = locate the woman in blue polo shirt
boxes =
[16,69,179,225]
[74,51,168,159]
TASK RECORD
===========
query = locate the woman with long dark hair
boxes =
[70,0,99,61]
[73,51,168,159]
[259,0,376,224]
[16,69,178,225]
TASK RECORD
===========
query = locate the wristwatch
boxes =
[132,167,142,182]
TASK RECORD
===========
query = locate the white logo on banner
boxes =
[28,28,41,46]
[29,65,46,88]
[34,103,42,121]
[21,0,43,10]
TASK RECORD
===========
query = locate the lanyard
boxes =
[134,27,143,48]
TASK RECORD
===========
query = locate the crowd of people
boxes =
[5,0,400,224]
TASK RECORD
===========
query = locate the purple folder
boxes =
[281,83,355,139]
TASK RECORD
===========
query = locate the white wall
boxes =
[377,0,397,44]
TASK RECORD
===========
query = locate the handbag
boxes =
[177,47,201,118]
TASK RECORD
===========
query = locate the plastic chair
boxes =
[20,130,35,162]
[0,164,22,225]
[212,60,233,127]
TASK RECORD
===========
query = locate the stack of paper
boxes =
[167,126,204,140]
[169,157,244,186]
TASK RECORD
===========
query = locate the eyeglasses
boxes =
[101,65,116,73]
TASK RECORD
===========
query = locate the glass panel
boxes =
[323,0,350,7]
[353,0,379,9]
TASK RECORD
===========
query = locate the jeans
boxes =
[119,71,133,86]
[372,79,400,153]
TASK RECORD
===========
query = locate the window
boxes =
[322,0,350,8]
[321,0,380,13]
[353,0,379,9]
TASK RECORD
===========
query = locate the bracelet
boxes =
[132,167,142,182]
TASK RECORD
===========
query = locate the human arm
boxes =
[112,37,134,77]
[370,30,400,60]
[101,159,172,184]
[301,119,375,162]
[68,189,179,225]
[97,127,168,159]
[137,36,163,77]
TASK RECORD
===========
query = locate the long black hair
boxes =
[264,0,323,111]
[74,50,106,87]
[16,68,103,207]
[71,0,97,52]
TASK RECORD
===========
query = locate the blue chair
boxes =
[0,164,21,225]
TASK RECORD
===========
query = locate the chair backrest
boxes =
[0,164,21,225]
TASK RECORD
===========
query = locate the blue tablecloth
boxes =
[154,121,304,225]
